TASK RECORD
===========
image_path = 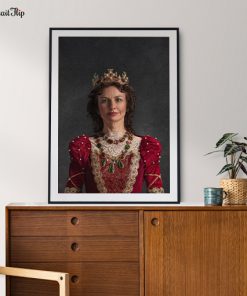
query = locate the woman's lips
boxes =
[108,112,119,116]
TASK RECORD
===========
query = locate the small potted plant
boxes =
[206,133,247,205]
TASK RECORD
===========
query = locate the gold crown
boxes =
[92,69,129,87]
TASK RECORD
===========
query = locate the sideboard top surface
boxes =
[6,203,247,211]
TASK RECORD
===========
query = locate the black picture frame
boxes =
[49,27,180,204]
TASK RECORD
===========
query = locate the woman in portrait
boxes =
[65,69,164,193]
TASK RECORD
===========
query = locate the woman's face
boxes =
[97,86,127,126]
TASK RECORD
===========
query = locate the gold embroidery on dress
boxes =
[64,187,81,193]
[145,173,162,189]
[67,172,84,189]
[148,187,164,193]
[123,151,140,193]
[90,150,107,193]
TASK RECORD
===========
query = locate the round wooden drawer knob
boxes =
[71,242,80,252]
[71,275,79,283]
[71,217,79,225]
[151,218,159,226]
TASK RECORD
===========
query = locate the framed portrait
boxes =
[49,27,179,204]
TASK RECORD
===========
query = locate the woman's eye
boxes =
[115,97,122,102]
[100,98,107,103]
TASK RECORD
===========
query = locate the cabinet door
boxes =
[144,210,247,296]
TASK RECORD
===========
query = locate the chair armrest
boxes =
[0,266,69,296]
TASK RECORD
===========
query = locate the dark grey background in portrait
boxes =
[58,36,170,193]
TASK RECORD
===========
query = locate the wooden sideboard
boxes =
[6,205,247,296]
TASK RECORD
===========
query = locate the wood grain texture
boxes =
[7,206,247,296]
[144,211,164,296]
[10,210,138,237]
[145,210,247,296]
[139,210,144,296]
[10,262,139,296]
[8,208,140,295]
[11,236,139,262]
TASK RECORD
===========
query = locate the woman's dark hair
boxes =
[87,81,136,134]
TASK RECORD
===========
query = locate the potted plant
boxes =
[206,133,247,205]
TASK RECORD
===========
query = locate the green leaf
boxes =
[204,150,224,156]
[224,144,242,157]
[217,164,234,175]
[240,163,247,175]
[215,133,238,148]
[232,141,247,146]
[231,141,247,153]
[240,156,247,163]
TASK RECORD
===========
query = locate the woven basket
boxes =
[220,179,247,205]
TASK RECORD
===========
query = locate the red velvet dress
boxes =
[65,135,164,193]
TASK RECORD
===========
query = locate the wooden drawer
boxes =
[10,236,139,262]
[10,262,140,296]
[10,210,138,237]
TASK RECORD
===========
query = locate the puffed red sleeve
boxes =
[64,135,91,193]
[140,136,164,193]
